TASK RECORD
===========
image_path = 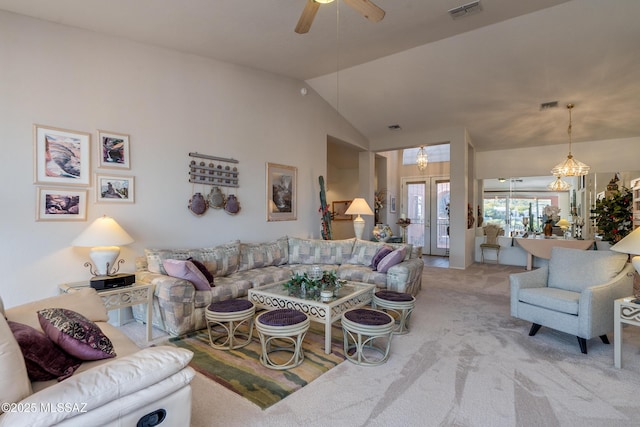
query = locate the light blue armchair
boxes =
[510,246,634,354]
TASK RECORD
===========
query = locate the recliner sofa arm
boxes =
[0,347,195,427]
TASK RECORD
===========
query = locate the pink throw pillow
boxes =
[163,259,212,290]
[371,245,394,270]
[376,247,406,273]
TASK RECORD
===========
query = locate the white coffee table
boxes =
[248,281,376,354]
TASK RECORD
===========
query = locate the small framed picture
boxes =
[36,187,87,221]
[332,201,353,221]
[96,174,134,203]
[266,162,297,221]
[33,124,91,186]
[390,196,397,213]
[98,130,130,169]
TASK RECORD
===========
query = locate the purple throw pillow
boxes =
[376,247,406,273]
[163,259,213,290]
[187,257,214,285]
[38,308,116,361]
[371,245,394,270]
[8,320,81,382]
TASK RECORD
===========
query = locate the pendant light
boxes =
[547,175,571,191]
[416,146,428,171]
[550,104,590,177]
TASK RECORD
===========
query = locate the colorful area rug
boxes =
[169,324,345,409]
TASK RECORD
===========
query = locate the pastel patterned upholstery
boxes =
[135,236,424,336]
[510,246,634,354]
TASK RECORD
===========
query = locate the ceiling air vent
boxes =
[540,101,559,110]
[388,124,402,131]
[448,1,482,19]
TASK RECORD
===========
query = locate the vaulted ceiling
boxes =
[1,0,639,152]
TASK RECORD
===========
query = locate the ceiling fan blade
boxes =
[295,0,321,34]
[343,0,385,22]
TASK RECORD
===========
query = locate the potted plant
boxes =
[590,186,633,246]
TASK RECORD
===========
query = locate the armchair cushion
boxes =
[518,287,580,315]
[548,247,628,292]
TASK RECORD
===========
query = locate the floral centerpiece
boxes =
[282,269,345,300]
[590,186,633,243]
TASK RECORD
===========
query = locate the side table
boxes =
[614,297,640,368]
[59,281,155,342]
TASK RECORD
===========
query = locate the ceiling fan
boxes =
[295,0,385,34]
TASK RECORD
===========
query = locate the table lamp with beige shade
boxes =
[344,198,374,240]
[71,215,134,277]
[610,226,640,301]
[556,218,571,239]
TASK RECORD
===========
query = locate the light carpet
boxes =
[122,262,640,426]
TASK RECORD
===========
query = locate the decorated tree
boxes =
[590,187,633,243]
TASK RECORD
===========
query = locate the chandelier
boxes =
[547,175,571,191]
[550,104,590,177]
[416,146,428,171]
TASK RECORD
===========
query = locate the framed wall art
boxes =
[33,124,91,186]
[98,130,130,169]
[96,174,134,203]
[266,162,297,221]
[390,196,397,213]
[332,200,353,221]
[36,187,87,221]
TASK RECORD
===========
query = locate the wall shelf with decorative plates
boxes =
[188,152,239,188]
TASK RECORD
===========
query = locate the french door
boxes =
[401,177,450,256]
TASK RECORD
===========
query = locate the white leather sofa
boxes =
[0,288,195,427]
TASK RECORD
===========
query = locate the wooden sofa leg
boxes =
[528,323,542,336]
[600,335,610,345]
[577,337,587,354]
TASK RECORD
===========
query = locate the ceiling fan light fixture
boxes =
[416,146,428,171]
[550,103,590,177]
[314,0,335,4]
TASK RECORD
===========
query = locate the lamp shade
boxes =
[556,218,570,229]
[344,198,374,216]
[610,227,640,256]
[71,216,134,247]
[611,227,640,280]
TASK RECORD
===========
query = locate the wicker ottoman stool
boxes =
[341,308,394,366]
[255,309,310,370]
[372,290,416,335]
[205,299,255,350]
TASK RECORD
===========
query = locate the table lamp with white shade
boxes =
[610,226,640,282]
[556,218,571,239]
[344,198,374,240]
[71,215,134,277]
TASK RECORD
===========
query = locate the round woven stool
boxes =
[372,290,416,335]
[341,308,394,366]
[205,299,255,350]
[255,309,310,370]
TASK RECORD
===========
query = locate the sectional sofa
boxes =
[134,236,423,336]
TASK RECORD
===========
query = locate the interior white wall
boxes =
[0,11,367,307]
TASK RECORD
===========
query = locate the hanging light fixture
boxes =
[550,104,590,177]
[416,146,428,171]
[547,175,571,191]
